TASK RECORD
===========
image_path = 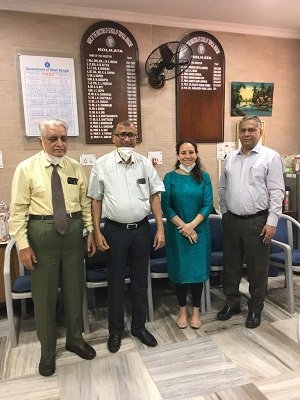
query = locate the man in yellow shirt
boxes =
[9,119,96,376]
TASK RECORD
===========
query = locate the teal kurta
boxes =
[161,170,213,284]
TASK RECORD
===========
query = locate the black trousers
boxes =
[104,220,151,335]
[222,212,270,313]
[175,283,203,308]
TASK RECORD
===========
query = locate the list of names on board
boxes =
[81,21,141,143]
[176,31,225,143]
[180,40,222,92]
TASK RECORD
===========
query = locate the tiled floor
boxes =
[0,275,300,400]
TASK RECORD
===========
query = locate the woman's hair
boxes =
[175,139,203,183]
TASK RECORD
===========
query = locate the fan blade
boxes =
[159,44,174,64]
[165,59,190,70]
[149,62,166,77]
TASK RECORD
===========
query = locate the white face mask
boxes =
[41,139,65,165]
[117,147,134,162]
[179,163,196,174]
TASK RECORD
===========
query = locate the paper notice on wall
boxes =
[19,55,79,137]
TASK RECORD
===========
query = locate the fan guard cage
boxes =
[145,41,192,83]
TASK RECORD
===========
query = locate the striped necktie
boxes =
[51,164,68,235]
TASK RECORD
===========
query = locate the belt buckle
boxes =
[126,223,138,229]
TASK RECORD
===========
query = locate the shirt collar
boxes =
[237,142,263,156]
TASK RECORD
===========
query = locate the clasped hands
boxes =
[177,222,198,244]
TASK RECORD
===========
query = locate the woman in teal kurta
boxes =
[161,140,213,329]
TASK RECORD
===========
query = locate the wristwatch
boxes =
[83,228,94,237]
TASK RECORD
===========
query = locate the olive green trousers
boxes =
[28,217,85,359]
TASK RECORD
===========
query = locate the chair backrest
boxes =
[270,214,298,253]
[148,218,167,274]
[85,249,108,282]
[209,214,223,252]
[149,218,167,259]
[4,240,32,294]
[208,214,224,271]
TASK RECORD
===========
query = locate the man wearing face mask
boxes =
[88,120,165,353]
[9,119,96,377]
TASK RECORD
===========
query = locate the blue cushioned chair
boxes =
[3,239,32,347]
[210,214,224,270]
[269,214,300,314]
[4,239,86,345]
[147,218,168,322]
[203,214,224,312]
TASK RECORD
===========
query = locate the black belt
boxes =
[229,210,268,219]
[29,212,82,220]
[106,217,148,230]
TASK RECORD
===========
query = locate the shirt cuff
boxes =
[16,237,30,250]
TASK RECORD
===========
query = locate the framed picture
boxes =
[236,120,265,148]
[231,82,274,117]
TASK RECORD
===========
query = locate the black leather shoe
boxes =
[38,356,56,376]
[108,334,122,353]
[65,342,96,360]
[131,329,157,347]
[217,305,241,321]
[246,312,261,329]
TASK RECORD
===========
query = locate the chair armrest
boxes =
[282,214,300,230]
[3,239,17,296]
[271,239,291,251]
[270,239,292,266]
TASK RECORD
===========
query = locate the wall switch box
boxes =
[148,151,162,165]
[216,142,236,161]
[80,154,96,166]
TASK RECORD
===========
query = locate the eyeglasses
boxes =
[47,136,68,143]
[239,128,258,134]
[114,131,137,140]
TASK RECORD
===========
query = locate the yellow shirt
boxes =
[9,151,93,249]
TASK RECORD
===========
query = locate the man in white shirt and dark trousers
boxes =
[88,120,165,352]
[217,115,285,328]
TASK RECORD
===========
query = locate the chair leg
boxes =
[147,263,154,322]
[285,266,295,314]
[205,279,212,312]
[6,296,18,347]
[20,299,27,320]
[83,287,91,335]
[297,313,300,345]
[201,286,206,313]
[87,288,96,308]
[200,280,211,313]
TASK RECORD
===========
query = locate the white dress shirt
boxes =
[88,150,165,223]
[218,143,285,226]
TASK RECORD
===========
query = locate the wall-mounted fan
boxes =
[145,41,192,89]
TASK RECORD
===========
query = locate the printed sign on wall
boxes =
[19,55,79,136]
